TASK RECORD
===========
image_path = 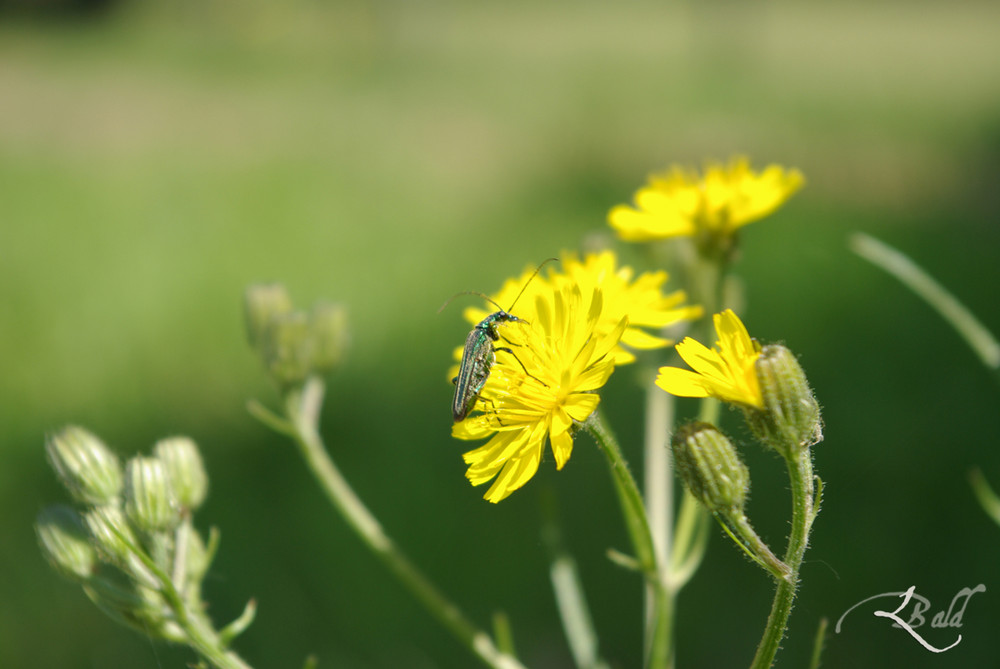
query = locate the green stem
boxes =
[541,490,609,669]
[807,617,828,669]
[969,468,1000,528]
[715,512,789,582]
[180,606,254,669]
[584,410,668,668]
[749,448,815,669]
[643,378,673,665]
[107,511,252,668]
[850,232,1000,380]
[277,377,525,669]
[668,490,710,587]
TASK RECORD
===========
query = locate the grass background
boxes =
[2,1,999,667]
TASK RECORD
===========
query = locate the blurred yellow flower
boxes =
[655,309,764,409]
[456,251,702,368]
[608,157,804,242]
[453,283,626,503]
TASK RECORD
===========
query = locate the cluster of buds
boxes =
[35,426,252,645]
[244,283,349,388]
[671,342,821,581]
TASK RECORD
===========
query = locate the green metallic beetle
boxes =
[445,259,556,422]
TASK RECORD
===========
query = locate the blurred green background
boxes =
[3,1,1000,667]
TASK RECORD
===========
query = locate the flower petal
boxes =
[562,393,601,422]
[655,367,712,398]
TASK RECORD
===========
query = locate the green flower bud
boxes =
[45,426,123,506]
[261,311,314,387]
[672,422,750,512]
[124,456,181,533]
[83,505,139,567]
[746,344,822,458]
[244,283,293,349]
[153,437,208,511]
[309,301,349,373]
[36,505,96,581]
[85,574,181,642]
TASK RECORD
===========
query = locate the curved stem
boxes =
[180,606,254,669]
[715,512,789,582]
[668,490,710,587]
[850,232,1000,377]
[749,448,815,669]
[277,377,525,669]
[585,410,668,668]
[106,510,252,668]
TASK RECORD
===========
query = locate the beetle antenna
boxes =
[505,257,559,312]
[437,291,504,314]
[439,258,559,315]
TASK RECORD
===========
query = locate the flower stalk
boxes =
[37,427,254,669]
[584,410,670,668]
[750,447,817,668]
[251,377,526,669]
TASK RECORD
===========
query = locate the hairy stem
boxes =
[274,377,526,669]
[585,410,669,668]
[750,448,815,668]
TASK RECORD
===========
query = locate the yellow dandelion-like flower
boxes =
[453,283,627,503]
[655,309,764,409]
[456,251,701,369]
[608,156,804,242]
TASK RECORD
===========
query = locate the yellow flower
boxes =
[655,309,764,409]
[454,283,626,503]
[456,251,701,368]
[608,157,804,242]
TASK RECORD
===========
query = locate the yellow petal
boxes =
[608,206,693,241]
[620,327,670,351]
[573,364,615,393]
[550,425,574,469]
[452,416,499,441]
[482,426,545,503]
[655,367,712,398]
[562,393,600,423]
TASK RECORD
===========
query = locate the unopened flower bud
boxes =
[125,456,180,533]
[310,301,349,373]
[83,505,139,568]
[244,283,293,349]
[45,426,123,506]
[672,422,750,512]
[261,311,314,387]
[153,437,208,511]
[36,505,96,582]
[86,574,179,641]
[746,344,822,458]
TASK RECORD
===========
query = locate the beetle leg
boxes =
[494,346,548,387]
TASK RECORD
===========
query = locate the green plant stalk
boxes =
[750,447,815,669]
[175,603,254,669]
[850,232,1000,379]
[668,489,710,587]
[642,378,673,663]
[715,512,789,582]
[585,410,669,668]
[807,617,828,669]
[640,245,725,667]
[119,524,252,669]
[541,490,609,669]
[549,552,609,669]
[969,468,1000,528]
[277,377,526,669]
